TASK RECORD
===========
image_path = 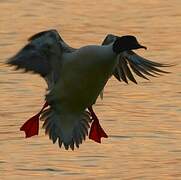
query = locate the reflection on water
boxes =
[0,0,181,179]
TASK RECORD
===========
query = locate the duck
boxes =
[7,29,170,150]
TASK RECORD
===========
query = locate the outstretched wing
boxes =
[114,51,171,84]
[102,34,172,84]
[7,29,76,87]
[7,30,60,77]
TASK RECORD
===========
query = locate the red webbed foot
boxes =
[20,113,40,138]
[20,102,48,138]
[88,106,108,143]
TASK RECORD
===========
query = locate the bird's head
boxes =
[113,35,147,54]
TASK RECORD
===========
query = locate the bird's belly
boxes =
[72,68,108,106]
[51,55,117,110]
[65,71,108,108]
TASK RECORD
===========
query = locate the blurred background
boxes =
[0,0,181,179]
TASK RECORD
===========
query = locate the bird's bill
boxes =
[136,44,147,50]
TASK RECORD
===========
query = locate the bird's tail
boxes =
[40,107,92,150]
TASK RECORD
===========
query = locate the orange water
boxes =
[0,1,181,179]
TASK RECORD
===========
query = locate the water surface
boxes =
[0,0,181,179]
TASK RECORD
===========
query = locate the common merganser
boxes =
[7,30,170,150]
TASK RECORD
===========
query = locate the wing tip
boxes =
[28,29,59,42]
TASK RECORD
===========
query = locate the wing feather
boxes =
[7,29,77,90]
[120,57,137,84]
[119,51,172,83]
[117,64,128,83]
[7,30,67,79]
[7,43,51,76]
[128,61,149,80]
[101,34,172,84]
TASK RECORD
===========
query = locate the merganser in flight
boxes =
[7,29,170,150]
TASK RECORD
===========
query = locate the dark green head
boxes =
[113,35,147,54]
